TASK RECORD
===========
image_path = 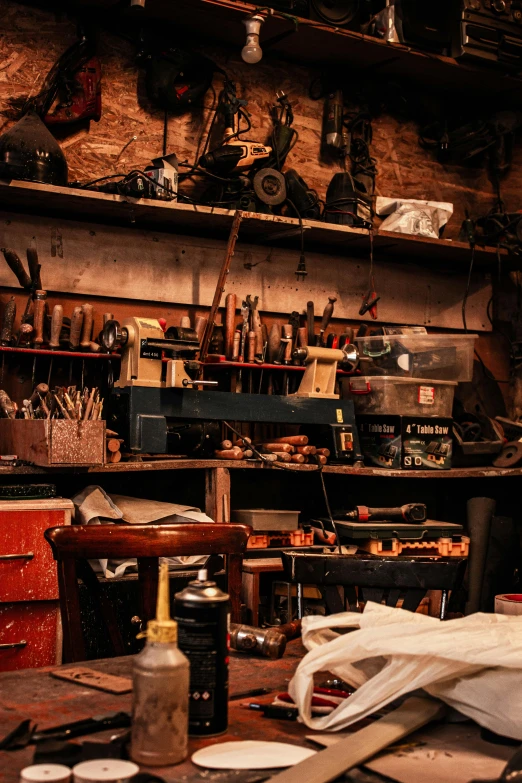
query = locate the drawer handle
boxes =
[0,640,27,649]
[0,552,34,561]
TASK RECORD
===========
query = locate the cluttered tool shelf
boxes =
[0,180,505,268]
[0,459,520,478]
[74,0,522,108]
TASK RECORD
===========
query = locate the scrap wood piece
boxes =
[50,666,132,694]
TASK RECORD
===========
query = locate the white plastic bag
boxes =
[289,602,522,739]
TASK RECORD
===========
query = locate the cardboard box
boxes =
[357,415,452,470]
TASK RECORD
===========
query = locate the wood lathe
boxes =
[103,316,363,461]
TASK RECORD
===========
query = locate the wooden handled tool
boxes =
[1,297,16,346]
[297,445,316,455]
[69,306,84,350]
[26,244,42,290]
[270,697,445,783]
[49,304,63,350]
[215,449,244,460]
[29,383,49,407]
[262,442,294,453]
[250,301,263,362]
[80,304,94,350]
[195,315,208,345]
[297,326,308,348]
[283,324,293,364]
[0,389,16,419]
[316,448,330,457]
[273,451,292,462]
[1,248,32,289]
[103,312,114,325]
[272,435,308,445]
[221,439,233,450]
[225,293,237,360]
[180,316,191,329]
[319,296,337,346]
[291,453,306,463]
[33,290,47,348]
[307,300,315,346]
[268,323,281,364]
[247,331,256,363]
[232,331,241,362]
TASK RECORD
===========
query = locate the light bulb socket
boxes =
[242,13,264,37]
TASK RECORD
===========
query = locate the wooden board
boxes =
[0,209,492,331]
[50,666,132,694]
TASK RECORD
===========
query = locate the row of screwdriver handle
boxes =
[0,295,114,352]
[223,293,344,365]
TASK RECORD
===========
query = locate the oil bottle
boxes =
[130,562,189,766]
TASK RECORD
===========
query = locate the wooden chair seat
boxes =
[45,522,251,663]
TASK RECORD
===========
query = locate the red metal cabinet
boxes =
[0,499,73,671]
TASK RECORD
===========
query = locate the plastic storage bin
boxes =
[355,333,477,382]
[347,376,457,416]
[232,509,299,531]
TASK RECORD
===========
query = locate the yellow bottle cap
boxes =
[138,561,178,644]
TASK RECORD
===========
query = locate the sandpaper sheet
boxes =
[308,722,513,783]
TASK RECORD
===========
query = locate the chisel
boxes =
[1,297,16,346]
[318,296,336,346]
[225,293,237,360]
[69,306,84,350]
[1,248,32,289]
[80,304,94,350]
[307,301,315,345]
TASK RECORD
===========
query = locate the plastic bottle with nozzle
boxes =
[130,561,189,766]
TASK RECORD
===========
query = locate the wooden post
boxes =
[205,466,231,523]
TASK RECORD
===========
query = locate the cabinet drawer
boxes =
[0,508,70,602]
[0,602,61,672]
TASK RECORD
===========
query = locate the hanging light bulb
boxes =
[241,14,264,64]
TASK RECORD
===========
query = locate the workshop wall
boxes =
[0,0,519,241]
[0,0,513,407]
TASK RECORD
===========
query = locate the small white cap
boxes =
[198,568,208,582]
[20,765,71,783]
[72,760,139,783]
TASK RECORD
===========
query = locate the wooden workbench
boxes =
[0,642,310,782]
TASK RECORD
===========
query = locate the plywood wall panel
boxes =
[0,0,519,243]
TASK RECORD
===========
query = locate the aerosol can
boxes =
[175,569,230,736]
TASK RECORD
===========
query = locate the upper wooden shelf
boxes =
[0,180,504,268]
[77,0,522,106]
[0,458,519,479]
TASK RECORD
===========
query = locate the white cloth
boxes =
[289,602,522,739]
[71,485,213,577]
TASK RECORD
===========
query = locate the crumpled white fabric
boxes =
[71,485,213,577]
[288,602,522,739]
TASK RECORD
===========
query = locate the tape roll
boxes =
[20,765,71,782]
[495,594,522,616]
[72,760,139,783]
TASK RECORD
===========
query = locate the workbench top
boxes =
[0,643,309,782]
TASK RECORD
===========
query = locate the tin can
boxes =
[174,569,230,736]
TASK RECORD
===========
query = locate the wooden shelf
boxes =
[77,0,522,107]
[0,458,519,478]
[0,180,505,268]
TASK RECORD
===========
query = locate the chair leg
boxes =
[138,557,159,626]
[57,560,86,664]
[77,560,126,657]
[401,589,426,614]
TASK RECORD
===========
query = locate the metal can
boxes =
[174,569,230,736]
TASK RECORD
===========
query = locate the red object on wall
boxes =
[0,500,73,671]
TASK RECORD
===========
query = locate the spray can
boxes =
[174,569,230,736]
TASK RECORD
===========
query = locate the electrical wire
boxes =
[461,244,475,333]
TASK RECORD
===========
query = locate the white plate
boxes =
[192,740,316,770]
